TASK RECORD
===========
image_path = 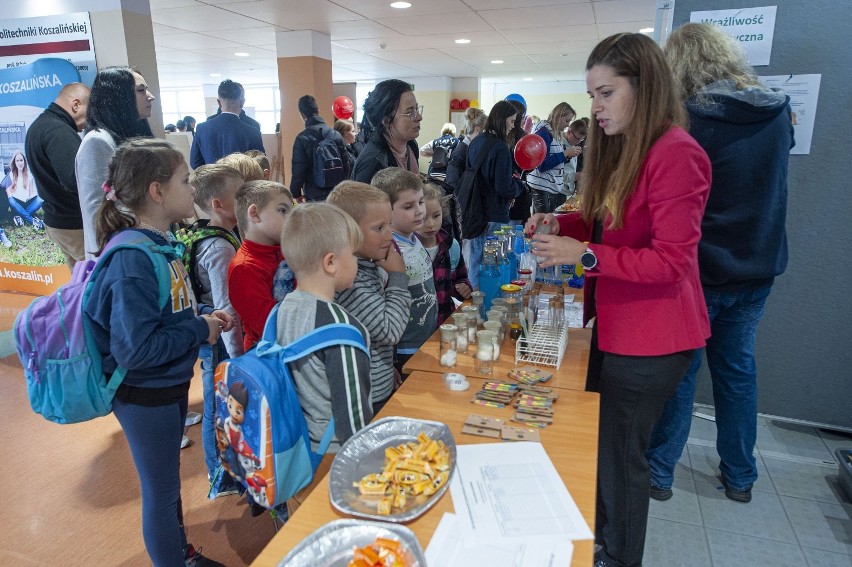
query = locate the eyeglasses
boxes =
[398,105,424,120]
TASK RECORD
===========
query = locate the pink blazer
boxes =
[559,127,711,356]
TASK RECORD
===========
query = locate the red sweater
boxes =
[227,239,282,351]
[558,127,711,356]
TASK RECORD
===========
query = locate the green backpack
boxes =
[174,220,240,303]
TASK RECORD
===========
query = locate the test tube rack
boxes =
[515,320,569,368]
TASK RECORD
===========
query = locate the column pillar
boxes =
[276,30,334,186]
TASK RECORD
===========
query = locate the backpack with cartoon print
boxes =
[213,302,368,509]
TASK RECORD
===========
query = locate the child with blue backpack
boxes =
[84,138,232,567]
[276,202,373,453]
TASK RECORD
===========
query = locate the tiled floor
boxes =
[644,409,852,567]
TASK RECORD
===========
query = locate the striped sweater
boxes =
[275,289,373,452]
[336,260,411,404]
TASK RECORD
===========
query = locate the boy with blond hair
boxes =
[277,202,372,451]
[228,180,293,351]
[328,181,412,411]
[217,152,264,182]
[371,168,437,374]
[245,149,272,180]
[187,163,244,494]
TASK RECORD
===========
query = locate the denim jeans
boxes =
[200,339,229,479]
[9,196,44,223]
[462,221,504,289]
[647,285,772,491]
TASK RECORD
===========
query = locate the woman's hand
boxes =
[530,233,587,268]
[524,213,560,237]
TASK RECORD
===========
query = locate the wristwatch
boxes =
[580,247,598,270]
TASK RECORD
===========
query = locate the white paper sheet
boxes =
[425,512,573,567]
[450,442,594,541]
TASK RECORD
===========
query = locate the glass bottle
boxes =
[439,324,458,367]
[479,246,502,313]
[533,222,550,265]
[509,322,523,341]
[496,242,511,285]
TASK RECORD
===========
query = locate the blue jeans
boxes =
[200,339,229,480]
[647,286,772,491]
[113,393,188,566]
[9,196,44,223]
[462,221,503,289]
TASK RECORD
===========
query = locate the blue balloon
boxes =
[505,93,527,108]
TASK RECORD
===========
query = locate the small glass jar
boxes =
[439,324,458,367]
[509,322,523,341]
[490,305,508,340]
[470,290,486,322]
[483,320,502,348]
[491,297,507,309]
[460,305,479,343]
[452,313,470,353]
[475,330,497,374]
[533,222,550,265]
[517,269,533,290]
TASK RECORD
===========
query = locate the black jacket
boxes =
[351,137,419,184]
[290,115,346,201]
[24,103,83,229]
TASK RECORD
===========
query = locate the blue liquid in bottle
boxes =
[479,247,502,313]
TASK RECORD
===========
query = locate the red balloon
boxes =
[450,98,461,110]
[460,98,470,109]
[514,134,548,170]
[332,96,354,120]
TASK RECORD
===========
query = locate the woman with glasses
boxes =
[526,102,579,214]
[352,79,422,183]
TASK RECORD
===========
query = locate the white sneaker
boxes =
[0,229,11,248]
[185,411,201,427]
[181,435,192,449]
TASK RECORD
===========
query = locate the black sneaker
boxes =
[184,544,226,566]
[719,475,752,503]
[649,484,673,501]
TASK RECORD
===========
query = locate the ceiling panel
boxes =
[375,12,493,36]
[222,0,364,27]
[464,0,589,8]
[155,32,245,50]
[480,3,595,29]
[596,21,655,37]
[593,0,658,23]
[151,5,267,31]
[331,0,472,19]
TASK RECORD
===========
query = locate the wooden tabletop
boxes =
[403,323,591,391]
[251,370,599,567]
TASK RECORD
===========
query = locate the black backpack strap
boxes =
[188,225,240,303]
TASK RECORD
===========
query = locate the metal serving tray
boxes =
[276,519,426,566]
[328,416,456,523]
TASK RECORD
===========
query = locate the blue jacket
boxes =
[466,133,520,223]
[687,81,794,290]
[190,112,265,168]
[85,230,209,389]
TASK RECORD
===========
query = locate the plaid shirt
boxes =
[425,229,471,326]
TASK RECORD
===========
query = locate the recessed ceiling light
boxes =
[523,77,533,81]
[491,60,504,64]
[640,27,654,33]
[390,1,412,8]
[455,38,471,44]
[210,73,221,77]
[234,52,250,57]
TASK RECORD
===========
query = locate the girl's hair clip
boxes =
[102,181,117,202]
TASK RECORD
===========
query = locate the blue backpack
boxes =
[213,303,368,509]
[14,230,173,424]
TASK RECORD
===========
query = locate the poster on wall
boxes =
[0,12,96,295]
[758,74,820,155]
[689,6,777,66]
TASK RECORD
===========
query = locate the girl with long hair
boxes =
[526,33,712,567]
[85,138,231,566]
[6,150,44,228]
[527,102,579,214]
[460,100,520,287]
[76,66,155,259]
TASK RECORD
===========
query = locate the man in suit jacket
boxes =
[190,80,264,168]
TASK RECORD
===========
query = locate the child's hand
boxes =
[210,310,234,332]
[201,314,224,345]
[455,282,472,299]
[377,242,406,273]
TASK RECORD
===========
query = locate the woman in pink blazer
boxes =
[527,33,711,567]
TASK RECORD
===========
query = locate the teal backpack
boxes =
[14,230,173,424]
